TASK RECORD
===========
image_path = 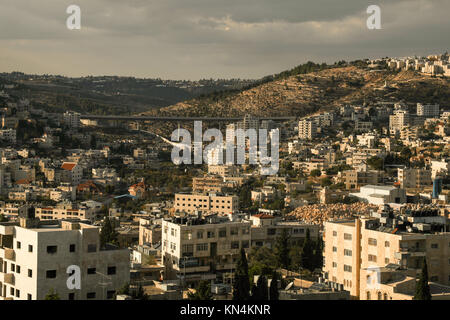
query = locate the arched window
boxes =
[384,293,388,300]
[366,291,371,300]
[377,292,382,300]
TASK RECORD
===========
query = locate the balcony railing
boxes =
[4,248,15,261]
[4,273,14,286]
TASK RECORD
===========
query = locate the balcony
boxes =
[4,273,14,286]
[4,248,15,261]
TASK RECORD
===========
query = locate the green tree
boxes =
[269,272,279,300]
[414,258,431,300]
[232,248,250,300]
[133,284,149,300]
[310,169,321,177]
[313,237,324,271]
[0,214,9,222]
[251,275,268,300]
[188,281,213,300]
[100,216,118,248]
[44,288,60,300]
[300,229,315,271]
[275,229,291,269]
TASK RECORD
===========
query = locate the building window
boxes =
[197,231,204,239]
[368,255,377,262]
[241,241,249,249]
[107,266,116,275]
[47,246,57,254]
[219,228,227,238]
[366,291,371,300]
[344,233,352,240]
[28,269,32,278]
[344,265,352,272]
[431,243,438,249]
[46,270,57,278]
[28,245,33,253]
[332,262,337,268]
[10,287,14,296]
[377,292,382,300]
[332,246,337,252]
[15,289,20,298]
[16,241,21,249]
[196,243,208,251]
[87,268,96,275]
[27,294,32,300]
[385,241,390,247]
[87,292,96,299]
[70,244,76,252]
[230,228,238,236]
[87,244,97,252]
[16,265,20,274]
[368,238,377,246]
[207,231,215,238]
[385,258,390,264]
[344,249,352,256]
[11,264,15,272]
[231,241,240,249]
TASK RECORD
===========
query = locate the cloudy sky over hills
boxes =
[0,0,449,79]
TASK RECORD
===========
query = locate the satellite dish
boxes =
[285,282,294,291]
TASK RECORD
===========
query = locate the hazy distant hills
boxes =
[1,62,449,118]
[0,72,254,115]
[150,65,450,118]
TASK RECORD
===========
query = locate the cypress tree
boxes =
[100,216,118,248]
[414,258,432,300]
[269,272,279,300]
[313,236,324,270]
[257,275,268,300]
[232,248,250,300]
[301,229,315,271]
[275,228,291,269]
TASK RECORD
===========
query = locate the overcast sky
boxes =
[0,0,448,80]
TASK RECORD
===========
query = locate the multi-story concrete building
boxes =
[389,110,410,135]
[341,170,384,190]
[417,103,440,118]
[174,193,239,215]
[161,214,252,284]
[0,210,129,300]
[397,168,432,189]
[298,119,317,140]
[60,162,82,186]
[0,129,16,144]
[63,111,80,128]
[249,214,319,248]
[323,205,450,299]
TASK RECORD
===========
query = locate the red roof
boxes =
[129,181,146,190]
[61,162,77,171]
[16,178,32,185]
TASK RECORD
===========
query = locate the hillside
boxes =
[149,66,450,118]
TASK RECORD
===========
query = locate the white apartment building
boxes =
[0,212,129,300]
[174,193,239,215]
[431,160,449,179]
[61,162,82,186]
[324,206,450,299]
[298,119,317,140]
[389,110,410,135]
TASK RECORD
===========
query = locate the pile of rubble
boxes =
[288,202,378,226]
